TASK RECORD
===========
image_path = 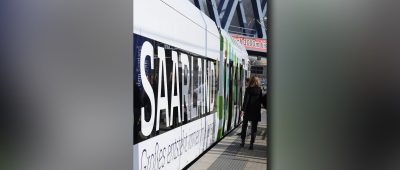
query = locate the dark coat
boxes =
[242,86,263,121]
[262,93,267,109]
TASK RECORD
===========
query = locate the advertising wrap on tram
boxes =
[133,0,248,169]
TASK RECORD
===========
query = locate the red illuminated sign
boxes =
[230,34,267,52]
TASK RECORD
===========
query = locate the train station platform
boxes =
[188,109,267,170]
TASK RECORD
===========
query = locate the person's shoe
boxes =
[249,144,254,150]
[240,139,245,147]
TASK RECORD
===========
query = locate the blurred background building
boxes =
[189,0,267,91]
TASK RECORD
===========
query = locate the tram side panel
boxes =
[133,0,226,169]
[133,34,221,170]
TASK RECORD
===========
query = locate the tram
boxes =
[133,0,249,169]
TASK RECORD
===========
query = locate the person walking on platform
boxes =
[240,76,263,150]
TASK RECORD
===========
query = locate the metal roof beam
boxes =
[217,0,227,17]
[251,0,266,38]
[262,0,267,12]
[194,0,206,12]
[221,0,239,30]
[237,0,248,34]
[261,0,267,17]
[206,0,221,27]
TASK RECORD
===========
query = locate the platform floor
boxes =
[188,109,267,170]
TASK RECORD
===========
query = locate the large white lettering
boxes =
[170,51,181,125]
[210,62,215,111]
[140,41,156,137]
[191,57,197,119]
[180,53,191,121]
[137,40,221,136]
[203,60,208,113]
[197,58,203,115]
[156,47,170,130]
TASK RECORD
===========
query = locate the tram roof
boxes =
[133,0,219,61]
